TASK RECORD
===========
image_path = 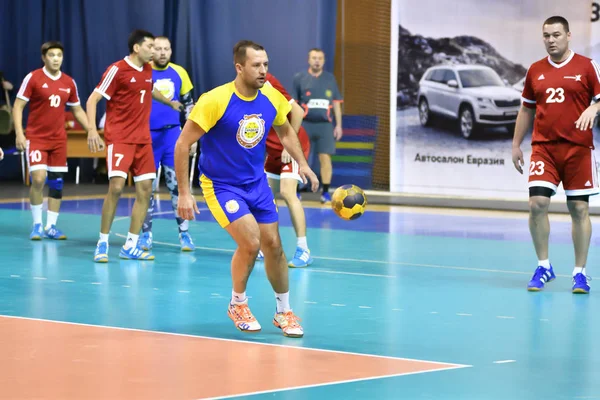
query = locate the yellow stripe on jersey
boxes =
[169,63,194,95]
[188,83,232,132]
[200,174,231,228]
[259,83,292,126]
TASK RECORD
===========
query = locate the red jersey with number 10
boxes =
[521,52,600,148]
[94,57,153,144]
[16,67,80,142]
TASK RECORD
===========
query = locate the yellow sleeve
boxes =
[262,85,292,126]
[171,63,194,95]
[188,83,232,132]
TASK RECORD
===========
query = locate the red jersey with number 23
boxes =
[16,68,80,142]
[94,57,153,145]
[521,52,600,148]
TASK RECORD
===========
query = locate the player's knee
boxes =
[47,172,64,199]
[261,231,282,253]
[567,200,589,221]
[529,197,550,216]
[108,179,125,197]
[31,173,46,189]
[136,180,153,198]
[241,236,261,257]
[279,186,298,204]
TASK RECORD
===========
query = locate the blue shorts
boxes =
[200,174,278,228]
[151,125,181,169]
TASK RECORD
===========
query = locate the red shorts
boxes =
[106,143,156,182]
[26,139,68,173]
[529,142,599,196]
[264,130,311,182]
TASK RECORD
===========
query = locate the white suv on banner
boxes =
[417,64,521,139]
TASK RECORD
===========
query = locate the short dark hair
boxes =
[308,48,325,55]
[41,41,64,56]
[155,36,171,43]
[128,29,155,53]
[543,16,570,33]
[233,40,265,65]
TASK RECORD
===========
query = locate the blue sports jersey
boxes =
[150,62,193,130]
[188,81,291,185]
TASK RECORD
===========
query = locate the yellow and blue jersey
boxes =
[189,81,291,185]
[150,62,193,129]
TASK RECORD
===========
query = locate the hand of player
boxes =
[2,80,13,91]
[575,106,598,131]
[171,101,184,112]
[0,147,4,160]
[177,193,200,221]
[298,163,319,192]
[281,149,292,164]
[189,141,198,156]
[333,125,343,141]
[87,129,105,153]
[15,134,26,152]
[512,146,524,174]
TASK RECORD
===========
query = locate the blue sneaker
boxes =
[44,225,67,240]
[179,231,195,252]
[138,232,152,251]
[94,242,109,263]
[320,191,332,203]
[119,245,154,260]
[572,273,591,294]
[30,223,43,240]
[256,250,264,262]
[527,265,556,291]
[288,247,313,268]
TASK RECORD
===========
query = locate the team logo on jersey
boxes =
[325,89,332,98]
[154,78,175,100]
[225,200,240,213]
[564,75,582,81]
[236,114,266,149]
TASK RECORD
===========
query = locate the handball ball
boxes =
[331,184,367,220]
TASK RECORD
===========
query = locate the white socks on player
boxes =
[98,233,109,243]
[297,236,308,251]
[179,220,189,232]
[123,232,139,250]
[573,267,586,276]
[46,211,58,230]
[275,292,291,313]
[31,204,43,225]
[538,259,551,269]
[231,290,247,304]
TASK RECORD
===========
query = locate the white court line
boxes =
[0,314,471,368]
[113,232,566,279]
[493,360,516,364]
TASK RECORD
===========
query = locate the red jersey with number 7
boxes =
[16,67,80,142]
[521,51,600,148]
[94,57,153,144]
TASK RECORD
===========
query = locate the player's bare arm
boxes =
[273,120,319,192]
[85,91,105,153]
[575,102,600,131]
[281,101,305,164]
[333,101,343,140]
[12,98,27,151]
[511,105,536,174]
[70,105,90,133]
[151,87,183,111]
[175,119,205,220]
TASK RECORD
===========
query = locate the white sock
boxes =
[538,259,551,269]
[179,220,189,232]
[231,290,247,304]
[297,236,308,251]
[99,233,109,243]
[45,211,59,230]
[573,267,585,276]
[123,232,139,250]
[31,204,43,225]
[275,292,291,313]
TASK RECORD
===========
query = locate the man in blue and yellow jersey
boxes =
[174,40,319,338]
[139,36,196,252]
